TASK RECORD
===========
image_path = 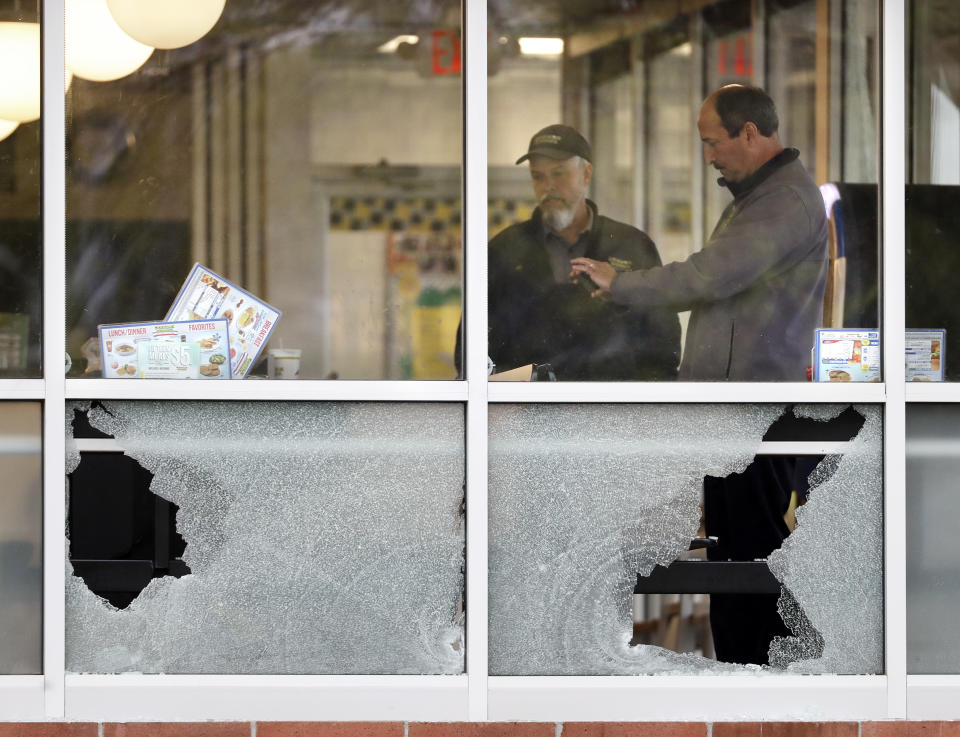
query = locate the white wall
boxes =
[263,44,329,378]
[488,58,562,167]
[931,82,960,185]
[311,64,461,166]
[309,56,561,169]
[325,231,388,379]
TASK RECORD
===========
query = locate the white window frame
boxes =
[3,0,955,724]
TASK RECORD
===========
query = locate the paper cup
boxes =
[268,348,301,379]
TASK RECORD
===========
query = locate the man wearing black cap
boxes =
[484,124,681,380]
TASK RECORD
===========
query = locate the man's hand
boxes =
[570,257,616,297]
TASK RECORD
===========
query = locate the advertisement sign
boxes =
[813,329,881,382]
[99,319,232,379]
[905,329,945,381]
[166,264,281,378]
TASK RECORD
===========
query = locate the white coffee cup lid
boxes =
[268,348,301,358]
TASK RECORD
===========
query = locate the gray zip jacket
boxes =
[609,150,827,381]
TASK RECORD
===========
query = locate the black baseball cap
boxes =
[515,124,593,165]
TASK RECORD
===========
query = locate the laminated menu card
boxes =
[813,329,881,382]
[99,319,232,379]
[905,329,945,381]
[165,264,281,378]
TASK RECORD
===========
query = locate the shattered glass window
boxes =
[489,403,883,675]
[0,402,42,674]
[907,404,960,672]
[66,401,464,674]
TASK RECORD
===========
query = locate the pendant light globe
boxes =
[66,0,154,82]
[106,0,226,50]
[0,22,40,122]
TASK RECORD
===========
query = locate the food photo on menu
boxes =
[98,319,232,380]
[813,329,881,382]
[165,264,282,379]
[96,264,282,380]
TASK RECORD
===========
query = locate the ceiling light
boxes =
[518,37,563,56]
[378,34,419,54]
[0,23,40,122]
[66,0,154,82]
[106,0,226,50]
[0,119,18,143]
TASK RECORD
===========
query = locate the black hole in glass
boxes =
[68,435,190,609]
[633,405,866,666]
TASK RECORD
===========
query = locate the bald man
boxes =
[572,85,828,381]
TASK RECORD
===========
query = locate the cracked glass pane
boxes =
[66,401,464,674]
[489,403,882,675]
[0,402,42,674]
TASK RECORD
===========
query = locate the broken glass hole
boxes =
[69,410,190,609]
[632,405,866,666]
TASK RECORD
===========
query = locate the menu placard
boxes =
[98,319,232,379]
[813,329,881,382]
[906,329,945,381]
[165,264,281,378]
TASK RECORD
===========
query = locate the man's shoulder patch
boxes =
[608,257,633,272]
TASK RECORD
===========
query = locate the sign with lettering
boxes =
[813,329,881,382]
[99,319,232,379]
[166,264,282,378]
[431,29,461,76]
[905,329,945,381]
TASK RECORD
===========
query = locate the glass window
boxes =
[65,1,463,380]
[67,401,465,674]
[0,0,930,723]
[840,0,879,184]
[0,1,42,377]
[767,0,817,179]
[907,404,960,672]
[907,0,960,382]
[0,402,42,674]
[644,21,695,269]
[486,1,879,382]
[489,403,882,674]
[701,1,753,235]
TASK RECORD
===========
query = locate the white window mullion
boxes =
[41,0,67,718]
[464,0,489,721]
[908,675,960,719]
[0,677,45,720]
[882,0,907,719]
[0,379,45,399]
[905,384,960,402]
[488,675,888,721]
[64,378,469,402]
[487,381,887,404]
[65,675,468,721]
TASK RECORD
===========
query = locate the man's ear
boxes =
[582,161,594,186]
[742,121,760,143]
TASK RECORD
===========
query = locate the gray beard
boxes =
[542,204,575,232]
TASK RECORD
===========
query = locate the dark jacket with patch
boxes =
[487,201,681,380]
[609,150,827,381]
